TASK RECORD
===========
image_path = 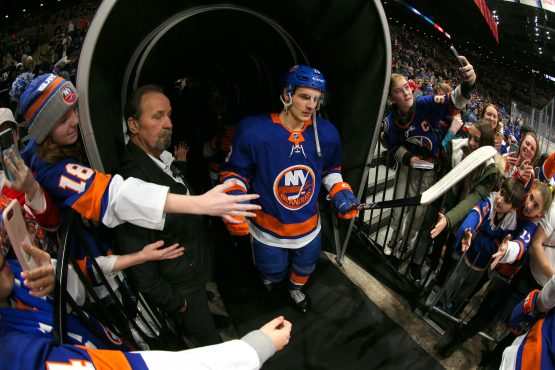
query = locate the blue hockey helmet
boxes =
[283,65,326,95]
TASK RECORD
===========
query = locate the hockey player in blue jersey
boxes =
[220,65,360,312]
[382,55,476,257]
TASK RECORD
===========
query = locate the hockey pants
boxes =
[252,234,321,290]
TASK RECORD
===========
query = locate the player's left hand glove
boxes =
[509,289,541,335]
[330,182,360,219]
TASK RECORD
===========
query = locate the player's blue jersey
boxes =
[383,93,459,159]
[456,193,518,269]
[221,113,342,247]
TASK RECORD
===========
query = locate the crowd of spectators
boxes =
[384,19,555,368]
[0,0,100,112]
[390,22,555,114]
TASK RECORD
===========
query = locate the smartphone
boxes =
[450,46,466,68]
[3,199,39,271]
[0,128,19,181]
[509,144,520,157]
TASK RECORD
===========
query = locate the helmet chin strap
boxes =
[280,93,292,112]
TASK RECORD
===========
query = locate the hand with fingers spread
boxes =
[461,227,472,253]
[431,213,448,239]
[3,149,40,198]
[200,181,261,219]
[259,316,292,351]
[19,242,55,298]
[139,240,184,262]
[491,234,511,270]
[174,141,189,162]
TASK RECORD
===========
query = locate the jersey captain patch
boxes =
[274,165,315,210]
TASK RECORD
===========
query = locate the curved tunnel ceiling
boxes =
[77,0,391,200]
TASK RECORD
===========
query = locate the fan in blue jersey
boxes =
[0,244,292,370]
[220,65,360,312]
[437,181,553,358]
[439,178,526,312]
[382,55,476,257]
[16,74,261,229]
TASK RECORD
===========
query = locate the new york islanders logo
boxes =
[274,165,315,210]
[62,85,77,104]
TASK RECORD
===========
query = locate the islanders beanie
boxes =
[18,73,77,143]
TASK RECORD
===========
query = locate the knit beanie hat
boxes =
[18,73,78,144]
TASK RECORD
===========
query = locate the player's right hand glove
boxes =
[330,182,360,219]
[509,289,541,335]
[222,181,250,236]
[224,215,249,236]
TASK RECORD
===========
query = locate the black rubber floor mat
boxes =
[214,238,443,370]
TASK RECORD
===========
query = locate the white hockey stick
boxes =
[354,145,498,210]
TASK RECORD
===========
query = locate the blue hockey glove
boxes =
[509,289,541,335]
[330,182,360,219]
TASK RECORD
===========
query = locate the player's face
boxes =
[390,77,413,113]
[49,106,79,146]
[130,92,173,157]
[483,106,498,128]
[519,135,537,163]
[495,189,514,214]
[522,188,544,218]
[286,87,322,126]
[0,250,14,304]
[467,125,481,152]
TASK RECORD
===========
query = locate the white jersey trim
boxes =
[249,218,321,249]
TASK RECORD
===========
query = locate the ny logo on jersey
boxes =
[273,165,315,210]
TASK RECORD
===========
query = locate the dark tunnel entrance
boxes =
[120,5,313,193]
[77,0,390,184]
[77,0,391,248]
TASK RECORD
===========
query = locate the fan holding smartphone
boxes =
[0,127,20,182]
[3,199,39,270]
